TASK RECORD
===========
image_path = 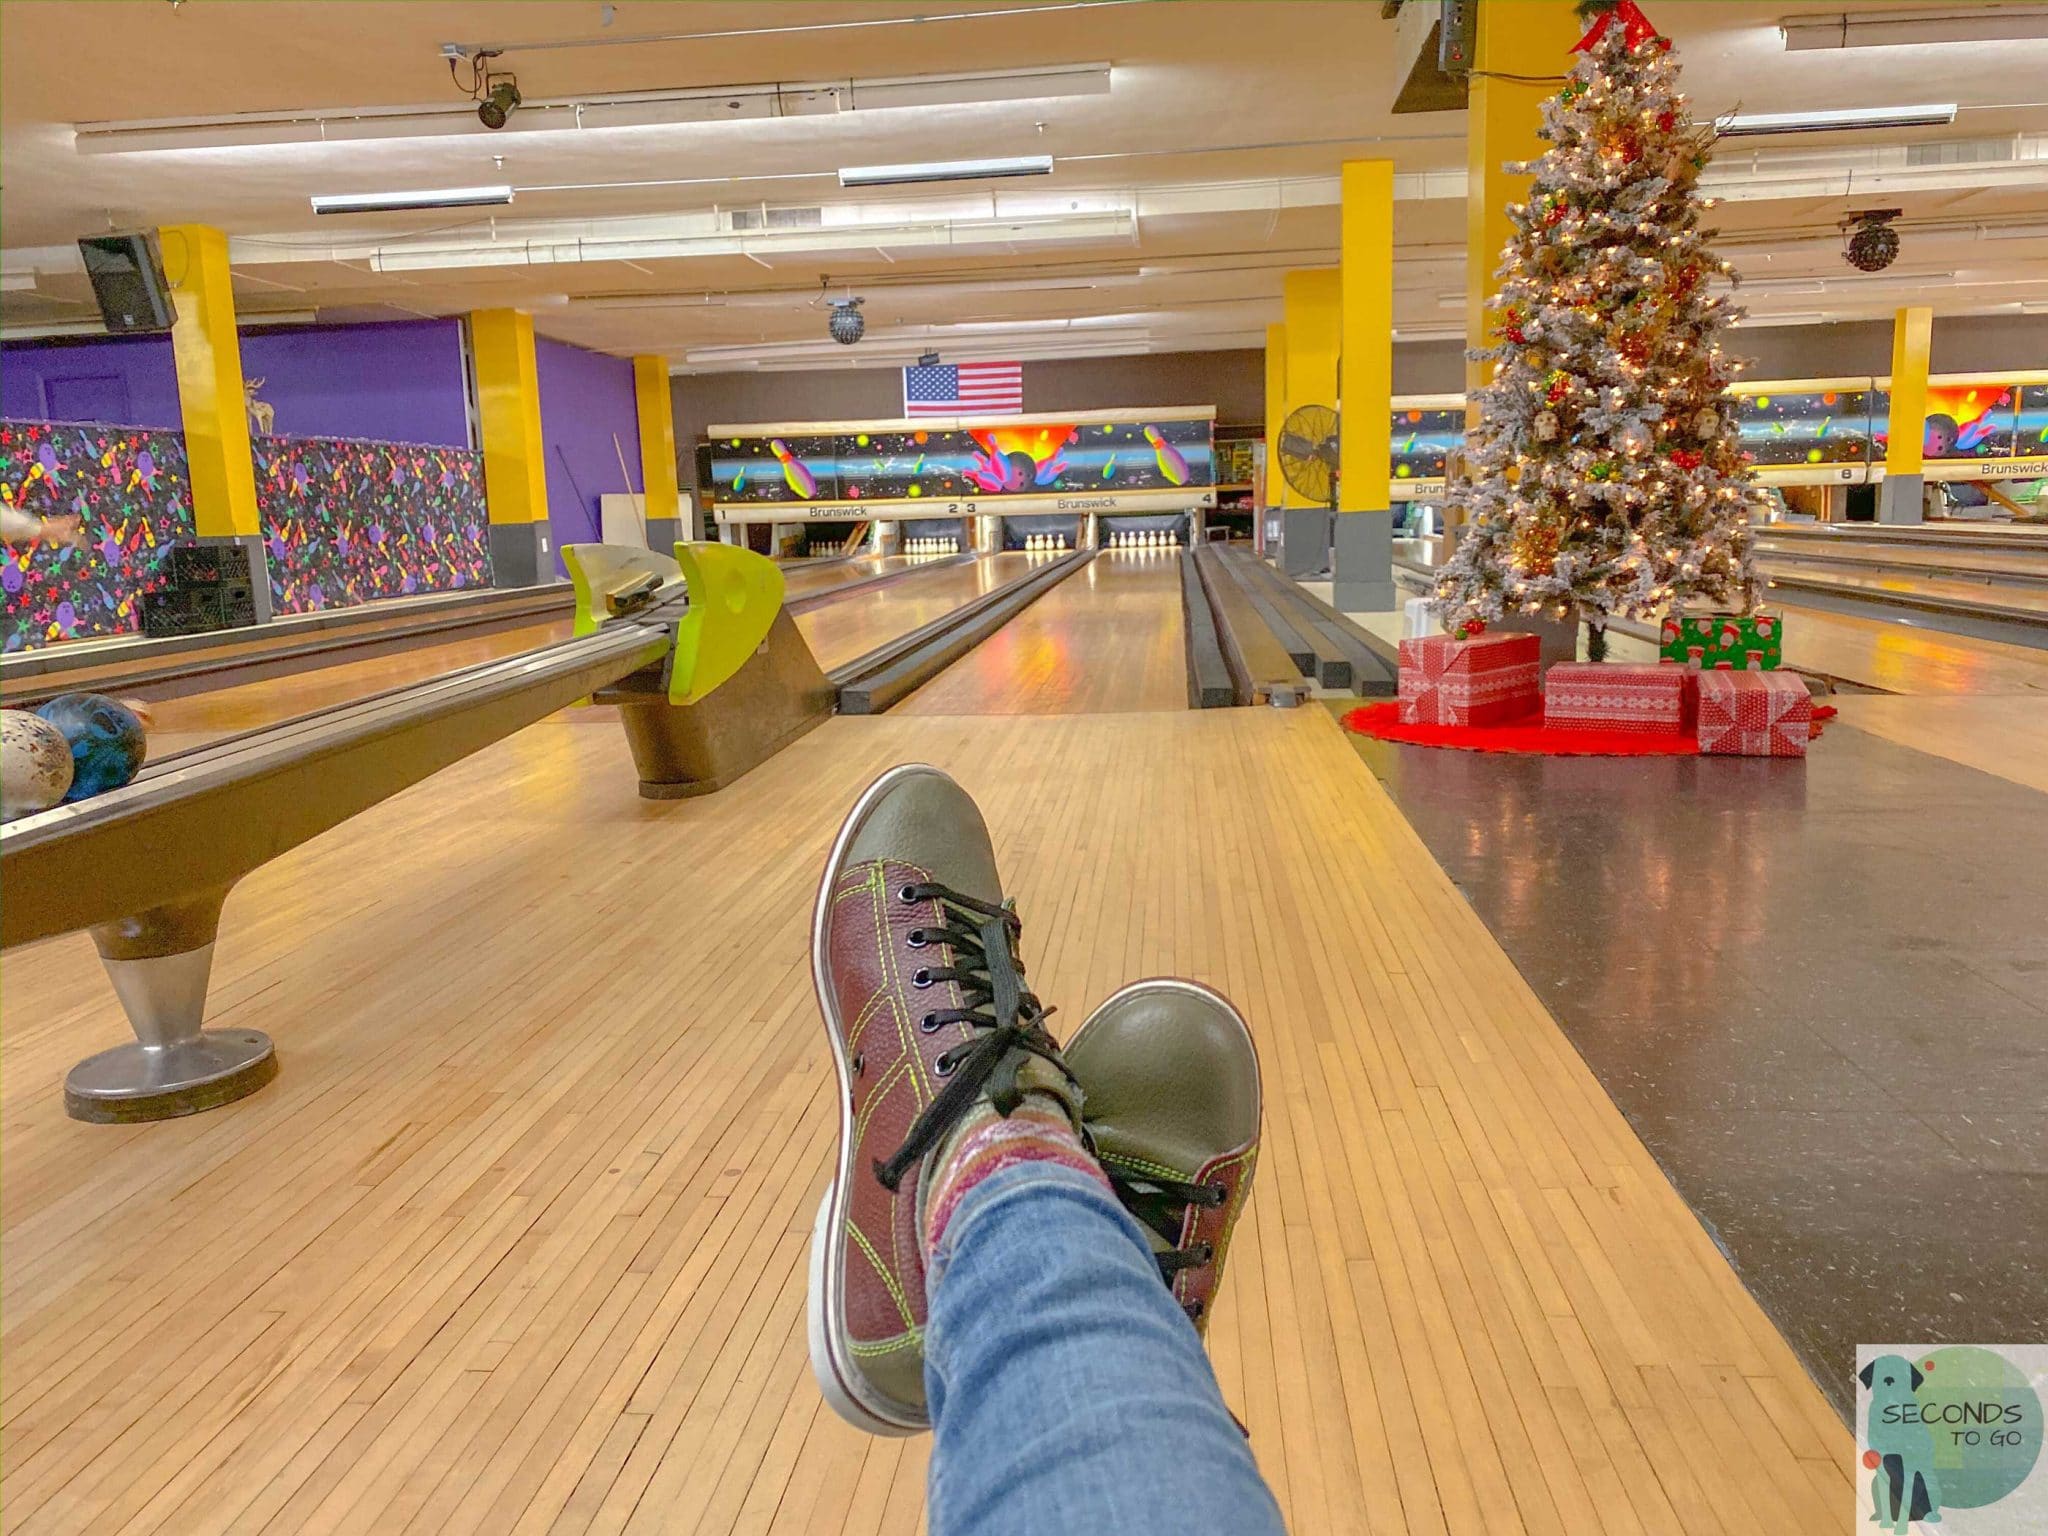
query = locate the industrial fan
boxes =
[1277,404,1341,510]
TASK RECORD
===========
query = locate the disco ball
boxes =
[1844,216,1900,273]
[828,299,865,345]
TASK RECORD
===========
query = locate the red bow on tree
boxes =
[1573,0,1660,52]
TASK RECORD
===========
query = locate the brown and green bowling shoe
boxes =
[807,763,1082,1436]
[1065,978,1263,1332]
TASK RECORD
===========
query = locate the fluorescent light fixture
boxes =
[1782,9,2048,51]
[311,185,514,215]
[839,155,1053,188]
[1718,103,1956,137]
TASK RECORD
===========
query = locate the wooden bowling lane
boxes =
[777,553,911,600]
[792,551,1033,673]
[136,617,574,756]
[896,546,1188,715]
[0,705,1846,1534]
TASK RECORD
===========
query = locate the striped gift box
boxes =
[1543,662,1694,735]
[1398,633,1541,727]
[1696,669,1811,757]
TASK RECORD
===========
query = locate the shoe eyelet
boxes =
[852,1051,865,1076]
[1193,1242,1214,1265]
[920,1013,941,1033]
[898,885,920,903]
[912,969,932,989]
[933,1053,957,1078]
[907,930,927,948]
[1185,1299,1205,1321]
[1206,1182,1230,1206]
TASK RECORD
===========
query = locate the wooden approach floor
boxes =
[0,703,1849,1535]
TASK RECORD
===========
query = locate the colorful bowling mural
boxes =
[709,417,1216,506]
[2,422,195,651]
[254,436,492,615]
[3,419,493,650]
[1733,388,1875,468]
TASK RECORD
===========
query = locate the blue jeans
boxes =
[925,1162,1287,1536]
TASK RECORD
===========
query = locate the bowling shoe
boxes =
[808,764,1082,1435]
[1064,978,1262,1334]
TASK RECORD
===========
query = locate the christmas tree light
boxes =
[1431,0,1764,657]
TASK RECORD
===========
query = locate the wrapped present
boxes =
[1543,661,1695,735]
[1658,609,1783,671]
[1398,632,1541,726]
[1696,669,1811,757]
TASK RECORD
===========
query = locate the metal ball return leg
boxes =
[68,890,276,1123]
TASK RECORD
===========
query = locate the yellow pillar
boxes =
[1280,270,1340,507]
[1339,161,1394,515]
[1878,306,1934,524]
[633,355,683,543]
[160,224,258,541]
[469,308,552,583]
[1263,323,1288,509]
[1465,1,1582,412]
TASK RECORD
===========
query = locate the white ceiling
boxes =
[3,0,2047,367]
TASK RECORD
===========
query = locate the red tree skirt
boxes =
[1341,702,1698,756]
[1341,701,1837,757]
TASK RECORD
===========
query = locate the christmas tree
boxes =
[1431,0,1762,655]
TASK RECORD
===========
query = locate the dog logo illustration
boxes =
[1856,1345,2045,1534]
[1862,1355,1943,1531]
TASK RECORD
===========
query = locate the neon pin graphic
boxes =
[1142,426,1189,486]
[767,439,816,498]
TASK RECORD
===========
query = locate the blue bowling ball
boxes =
[34,692,148,801]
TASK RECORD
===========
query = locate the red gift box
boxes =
[1398,632,1541,726]
[1696,669,1811,757]
[1543,661,1695,735]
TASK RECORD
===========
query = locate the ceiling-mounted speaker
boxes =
[78,232,176,333]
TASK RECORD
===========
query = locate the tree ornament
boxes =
[1670,448,1703,470]
[1510,522,1562,577]
[1534,410,1562,442]
[1693,406,1720,436]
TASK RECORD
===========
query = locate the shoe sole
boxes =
[807,762,941,1437]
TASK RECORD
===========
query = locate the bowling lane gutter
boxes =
[834,550,1094,715]
[785,553,975,615]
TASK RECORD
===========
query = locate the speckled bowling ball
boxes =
[34,692,148,801]
[2,709,75,820]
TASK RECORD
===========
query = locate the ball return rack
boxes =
[1,544,830,1123]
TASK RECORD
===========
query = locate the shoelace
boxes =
[1099,1163,1229,1321]
[872,881,1073,1193]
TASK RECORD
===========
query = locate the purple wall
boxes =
[1,333,181,428]
[535,334,640,570]
[0,319,472,448]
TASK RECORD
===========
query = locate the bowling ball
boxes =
[34,692,148,801]
[1,710,75,821]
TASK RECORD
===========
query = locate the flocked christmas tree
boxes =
[1431,0,1764,656]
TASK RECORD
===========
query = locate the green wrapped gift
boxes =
[1657,610,1783,670]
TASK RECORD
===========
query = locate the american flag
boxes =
[902,361,1023,417]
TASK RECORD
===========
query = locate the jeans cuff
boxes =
[927,1159,1125,1291]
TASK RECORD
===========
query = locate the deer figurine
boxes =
[244,377,274,436]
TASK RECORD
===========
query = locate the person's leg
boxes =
[924,1161,1284,1536]
[808,765,1283,1532]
